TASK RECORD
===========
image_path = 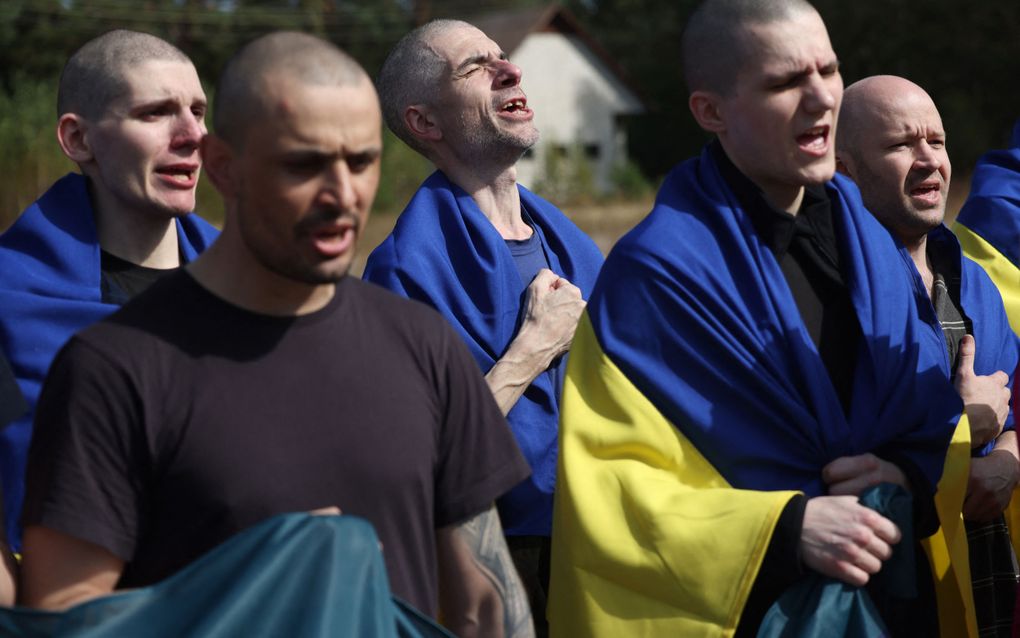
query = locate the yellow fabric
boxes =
[549,315,797,638]
[954,223,1020,335]
[953,223,1020,560]
[921,413,978,638]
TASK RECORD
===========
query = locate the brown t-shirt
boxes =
[24,272,530,615]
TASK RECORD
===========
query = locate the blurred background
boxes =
[2,0,1017,266]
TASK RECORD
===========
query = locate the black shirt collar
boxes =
[709,139,838,266]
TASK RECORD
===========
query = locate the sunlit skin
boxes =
[690,9,842,214]
[428,23,539,173]
[76,59,207,222]
[838,77,951,246]
[196,74,382,316]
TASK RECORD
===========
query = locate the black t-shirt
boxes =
[24,271,530,615]
[100,250,179,305]
[0,350,26,430]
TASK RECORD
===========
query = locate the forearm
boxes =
[485,331,554,416]
[992,429,1019,461]
[437,508,534,638]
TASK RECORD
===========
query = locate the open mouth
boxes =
[155,166,198,185]
[909,181,942,205]
[309,222,357,259]
[796,126,829,154]
[500,97,530,114]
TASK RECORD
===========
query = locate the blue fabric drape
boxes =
[363,171,603,535]
[588,148,960,497]
[0,173,219,549]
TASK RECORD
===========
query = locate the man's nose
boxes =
[171,111,205,149]
[493,59,523,88]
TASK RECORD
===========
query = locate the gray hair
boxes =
[377,19,469,155]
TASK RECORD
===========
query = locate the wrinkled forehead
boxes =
[874,91,944,135]
[429,24,501,71]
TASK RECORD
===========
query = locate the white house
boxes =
[466,5,646,194]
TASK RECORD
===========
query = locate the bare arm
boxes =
[964,429,1020,522]
[485,269,585,415]
[19,525,123,610]
[436,506,534,638]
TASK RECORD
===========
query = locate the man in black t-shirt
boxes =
[20,31,533,636]
[837,75,1018,637]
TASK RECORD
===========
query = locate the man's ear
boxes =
[56,114,93,164]
[688,90,726,134]
[200,134,236,199]
[404,104,442,144]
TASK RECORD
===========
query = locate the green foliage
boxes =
[533,143,597,205]
[610,158,652,201]
[375,128,433,215]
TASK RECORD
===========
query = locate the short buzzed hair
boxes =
[681,0,817,95]
[213,31,368,149]
[57,29,190,120]
[377,19,467,155]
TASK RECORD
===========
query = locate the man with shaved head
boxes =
[838,75,1019,636]
[0,29,218,557]
[364,19,603,631]
[19,31,534,636]
[550,1,960,635]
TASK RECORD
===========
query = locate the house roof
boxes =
[458,4,647,109]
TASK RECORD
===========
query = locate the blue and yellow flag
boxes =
[550,148,962,636]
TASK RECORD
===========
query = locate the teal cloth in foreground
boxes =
[0,513,452,637]
[757,483,913,638]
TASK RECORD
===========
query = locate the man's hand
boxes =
[822,453,910,496]
[485,269,585,415]
[964,431,1020,523]
[800,495,902,586]
[955,334,1010,448]
[515,269,585,366]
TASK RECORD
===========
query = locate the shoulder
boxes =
[348,277,457,335]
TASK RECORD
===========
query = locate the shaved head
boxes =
[57,29,191,120]
[213,31,370,149]
[838,75,935,160]
[377,19,470,154]
[836,75,951,243]
[682,0,818,95]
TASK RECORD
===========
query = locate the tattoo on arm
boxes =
[453,507,535,638]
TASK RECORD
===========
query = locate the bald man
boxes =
[363,20,603,631]
[549,1,961,636]
[19,32,533,636]
[0,30,219,553]
[838,75,1019,637]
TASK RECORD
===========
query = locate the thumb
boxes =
[957,334,976,377]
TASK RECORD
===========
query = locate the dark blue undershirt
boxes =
[505,206,565,405]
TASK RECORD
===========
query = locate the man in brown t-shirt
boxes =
[20,32,533,637]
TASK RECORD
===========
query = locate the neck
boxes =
[440,161,532,240]
[187,225,335,316]
[760,184,806,216]
[93,201,181,269]
[902,232,934,298]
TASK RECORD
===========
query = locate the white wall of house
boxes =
[511,32,643,193]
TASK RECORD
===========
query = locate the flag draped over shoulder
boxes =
[549,148,961,637]
[954,120,1020,336]
[0,173,219,549]
[363,170,603,536]
[0,514,452,637]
